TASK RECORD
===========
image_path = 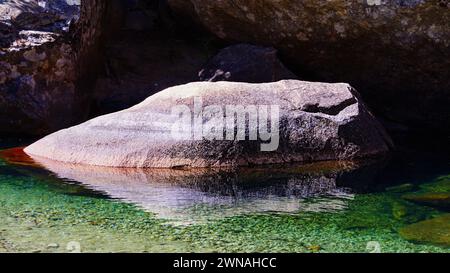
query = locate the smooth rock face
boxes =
[168,0,450,132]
[199,44,298,83]
[25,80,392,168]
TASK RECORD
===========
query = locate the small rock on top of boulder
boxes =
[199,44,298,83]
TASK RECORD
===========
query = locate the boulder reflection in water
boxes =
[28,155,364,224]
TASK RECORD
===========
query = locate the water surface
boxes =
[0,139,448,253]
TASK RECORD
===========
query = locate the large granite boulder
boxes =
[167,0,450,132]
[25,80,392,168]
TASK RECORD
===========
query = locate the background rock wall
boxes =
[168,0,450,133]
[0,0,80,135]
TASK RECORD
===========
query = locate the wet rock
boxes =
[168,0,450,133]
[199,44,297,83]
[399,214,450,247]
[25,80,392,168]
[403,192,450,211]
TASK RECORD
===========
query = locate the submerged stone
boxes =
[25,80,392,168]
[421,176,450,193]
[392,202,408,220]
[399,214,450,247]
[386,183,415,193]
[402,193,450,211]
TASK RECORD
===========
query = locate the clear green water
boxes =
[0,139,449,253]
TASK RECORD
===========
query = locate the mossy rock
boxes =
[402,193,450,211]
[399,214,450,247]
[420,176,450,193]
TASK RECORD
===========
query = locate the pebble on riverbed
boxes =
[47,243,59,249]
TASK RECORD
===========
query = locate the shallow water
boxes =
[0,139,449,253]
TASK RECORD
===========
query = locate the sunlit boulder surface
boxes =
[25,80,392,168]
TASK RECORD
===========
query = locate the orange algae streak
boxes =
[0,147,41,167]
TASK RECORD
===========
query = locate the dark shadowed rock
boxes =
[0,31,79,135]
[0,0,83,135]
[86,0,217,116]
[168,0,450,133]
[90,31,214,116]
[199,44,297,83]
[0,21,16,47]
[25,80,392,168]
